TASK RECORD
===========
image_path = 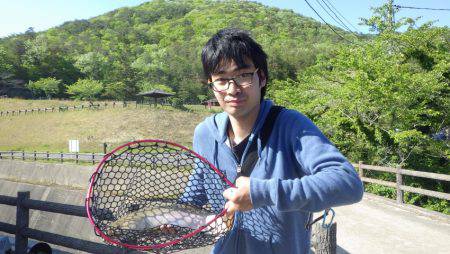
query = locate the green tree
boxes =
[67,79,103,100]
[273,26,449,165]
[271,25,449,213]
[131,44,170,86]
[22,34,80,86]
[359,0,417,34]
[103,81,127,100]
[0,46,13,74]
[197,94,207,103]
[26,77,61,98]
[74,52,109,80]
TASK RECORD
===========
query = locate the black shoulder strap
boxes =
[239,106,284,177]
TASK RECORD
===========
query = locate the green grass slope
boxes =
[0,99,216,152]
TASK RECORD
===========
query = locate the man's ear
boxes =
[260,78,266,88]
[259,72,267,88]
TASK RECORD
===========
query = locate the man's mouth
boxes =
[225,98,245,105]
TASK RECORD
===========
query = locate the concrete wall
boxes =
[0,160,98,243]
[0,160,92,189]
[0,160,212,254]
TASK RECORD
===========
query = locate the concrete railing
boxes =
[354,162,450,204]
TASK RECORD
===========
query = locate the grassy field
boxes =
[0,99,221,152]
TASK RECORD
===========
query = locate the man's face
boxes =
[209,59,265,119]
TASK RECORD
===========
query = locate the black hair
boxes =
[201,28,269,99]
[29,242,52,254]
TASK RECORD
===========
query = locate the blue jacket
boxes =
[189,100,363,253]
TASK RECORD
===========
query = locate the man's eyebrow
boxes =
[215,64,252,75]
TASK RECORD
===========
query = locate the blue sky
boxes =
[0,0,448,38]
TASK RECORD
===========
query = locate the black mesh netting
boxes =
[87,141,233,252]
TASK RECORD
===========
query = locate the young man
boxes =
[192,28,363,253]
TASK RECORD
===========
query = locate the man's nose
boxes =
[226,80,241,94]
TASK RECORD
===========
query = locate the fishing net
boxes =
[86,140,233,252]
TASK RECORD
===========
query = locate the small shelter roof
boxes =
[136,89,174,98]
[201,98,219,106]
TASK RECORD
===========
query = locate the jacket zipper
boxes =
[223,135,256,253]
[221,139,243,252]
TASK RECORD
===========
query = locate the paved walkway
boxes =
[176,193,450,254]
[334,193,450,254]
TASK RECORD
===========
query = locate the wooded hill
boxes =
[0,0,354,102]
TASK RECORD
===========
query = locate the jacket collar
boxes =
[211,99,274,144]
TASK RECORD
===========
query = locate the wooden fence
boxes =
[354,162,450,204]
[0,191,143,254]
[0,151,105,164]
[0,101,136,117]
[0,191,336,254]
[1,153,448,205]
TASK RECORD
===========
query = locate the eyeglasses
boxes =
[208,69,259,92]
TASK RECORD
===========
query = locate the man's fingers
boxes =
[223,187,238,201]
[224,200,230,210]
[224,201,236,216]
[225,201,236,216]
[235,176,250,187]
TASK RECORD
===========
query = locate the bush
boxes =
[26,77,61,99]
[67,79,103,100]
[171,97,187,110]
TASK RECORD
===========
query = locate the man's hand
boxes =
[223,176,253,216]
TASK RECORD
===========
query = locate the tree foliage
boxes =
[0,0,351,101]
[103,81,127,100]
[74,52,109,80]
[0,46,13,74]
[26,77,61,98]
[359,1,418,34]
[270,23,449,213]
[66,79,103,100]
